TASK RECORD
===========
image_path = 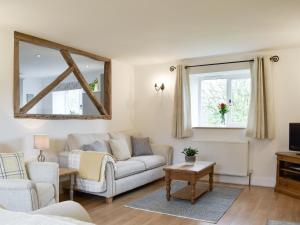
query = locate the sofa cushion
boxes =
[114,160,145,179]
[35,183,55,208]
[131,137,153,156]
[129,155,166,170]
[109,139,131,161]
[109,130,142,155]
[66,133,111,154]
[80,140,108,153]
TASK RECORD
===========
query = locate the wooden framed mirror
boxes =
[14,32,111,120]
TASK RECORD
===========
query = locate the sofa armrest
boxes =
[26,162,59,203]
[151,144,173,165]
[33,200,93,223]
[0,179,35,190]
[0,179,39,211]
[104,161,116,197]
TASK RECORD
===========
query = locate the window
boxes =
[52,89,83,115]
[190,69,251,128]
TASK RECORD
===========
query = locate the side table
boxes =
[59,167,78,201]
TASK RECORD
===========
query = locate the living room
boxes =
[0,0,300,225]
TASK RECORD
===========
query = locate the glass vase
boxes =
[220,114,225,125]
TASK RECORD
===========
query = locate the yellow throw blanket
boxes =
[79,151,110,182]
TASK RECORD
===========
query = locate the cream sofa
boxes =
[59,131,173,203]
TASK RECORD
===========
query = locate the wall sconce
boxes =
[154,83,165,92]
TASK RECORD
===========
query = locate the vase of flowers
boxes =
[218,103,229,125]
[89,79,99,92]
[182,147,198,165]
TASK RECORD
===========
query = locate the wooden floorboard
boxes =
[61,180,300,225]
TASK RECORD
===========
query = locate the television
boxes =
[289,123,300,152]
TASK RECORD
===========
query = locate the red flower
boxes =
[220,103,225,109]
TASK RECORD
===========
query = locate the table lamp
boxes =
[33,135,49,162]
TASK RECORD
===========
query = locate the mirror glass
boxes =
[19,41,105,116]
[27,73,100,115]
[71,53,105,104]
[19,41,69,108]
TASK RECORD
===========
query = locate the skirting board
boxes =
[251,177,276,187]
[212,175,275,187]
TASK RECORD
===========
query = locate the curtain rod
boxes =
[169,55,279,72]
[184,59,254,69]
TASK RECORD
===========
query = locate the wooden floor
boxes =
[63,180,300,225]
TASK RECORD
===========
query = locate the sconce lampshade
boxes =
[33,135,49,151]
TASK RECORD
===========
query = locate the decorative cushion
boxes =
[0,152,27,179]
[129,155,166,170]
[131,137,153,156]
[66,133,111,154]
[114,160,145,179]
[109,131,142,155]
[109,139,131,161]
[80,141,108,152]
[35,182,55,208]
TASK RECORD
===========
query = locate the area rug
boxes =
[125,181,242,223]
[267,220,300,225]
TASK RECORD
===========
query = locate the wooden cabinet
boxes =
[275,152,300,199]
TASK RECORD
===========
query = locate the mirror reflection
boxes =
[19,41,105,116]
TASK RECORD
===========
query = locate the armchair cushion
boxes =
[26,162,59,203]
[0,162,59,212]
[0,179,39,211]
[0,152,27,179]
[35,183,55,208]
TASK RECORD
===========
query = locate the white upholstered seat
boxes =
[114,160,145,179]
[129,155,166,170]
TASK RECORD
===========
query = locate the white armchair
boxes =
[0,161,59,212]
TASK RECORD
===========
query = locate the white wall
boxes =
[0,28,135,161]
[134,47,300,187]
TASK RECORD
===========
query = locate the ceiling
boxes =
[1,0,300,65]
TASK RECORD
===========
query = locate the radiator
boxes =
[191,140,249,177]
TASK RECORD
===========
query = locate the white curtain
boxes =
[172,65,193,139]
[246,57,275,139]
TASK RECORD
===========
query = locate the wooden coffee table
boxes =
[164,161,216,204]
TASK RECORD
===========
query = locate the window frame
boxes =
[192,71,251,129]
[52,89,83,115]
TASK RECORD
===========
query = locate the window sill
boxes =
[192,126,246,130]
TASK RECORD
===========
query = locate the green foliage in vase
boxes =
[182,147,198,156]
[89,79,99,91]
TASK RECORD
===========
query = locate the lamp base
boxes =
[37,150,45,162]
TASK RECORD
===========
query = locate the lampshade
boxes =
[33,135,49,151]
